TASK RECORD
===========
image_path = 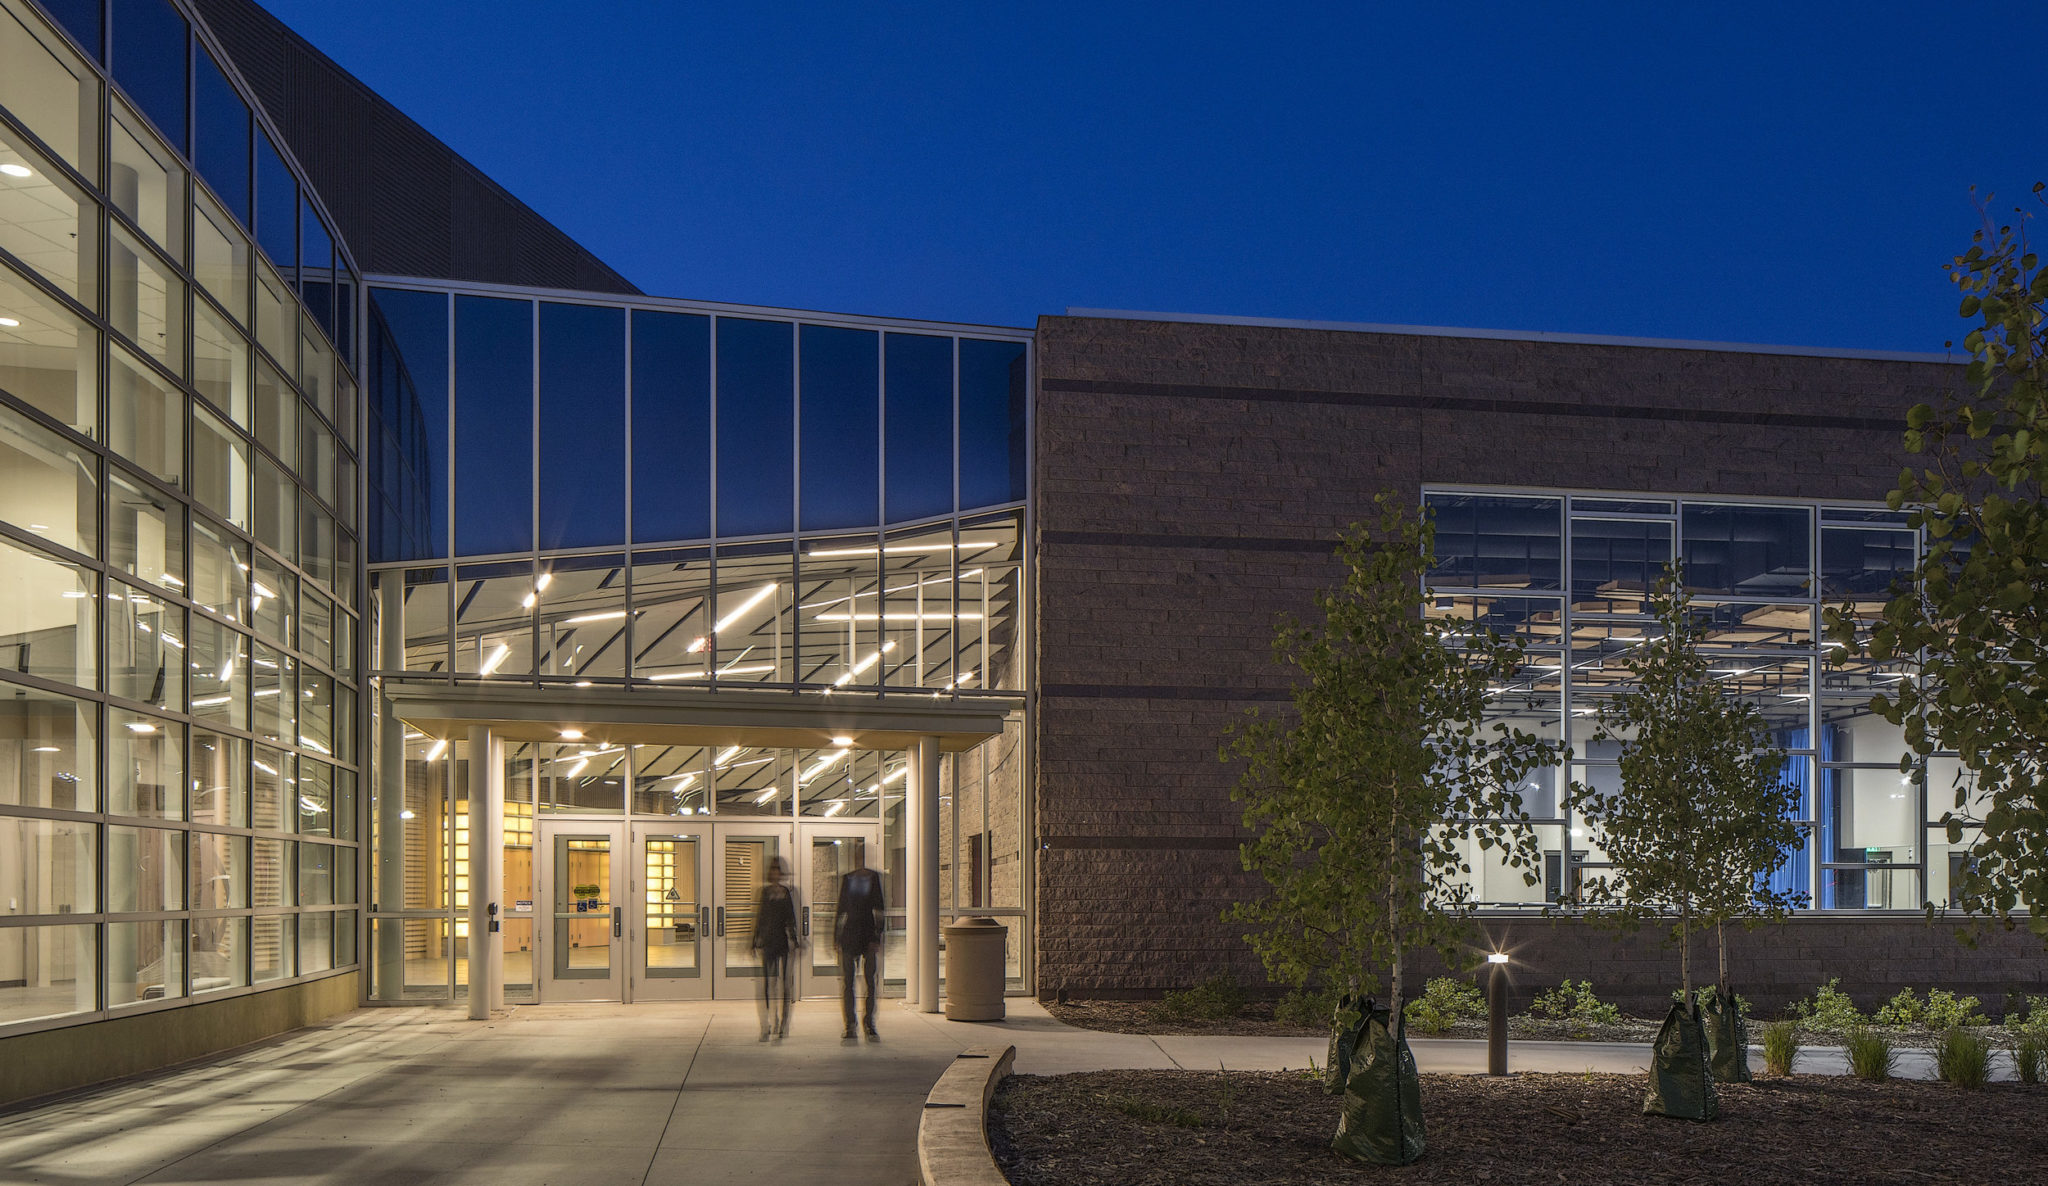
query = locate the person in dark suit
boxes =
[835,860,886,1039]
[751,856,801,1039]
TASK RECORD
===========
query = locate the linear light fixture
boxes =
[565,758,589,778]
[797,569,985,611]
[565,610,627,624]
[714,745,743,766]
[425,739,449,761]
[805,541,1001,558]
[815,612,984,623]
[753,786,780,804]
[800,750,850,782]
[823,801,846,818]
[479,644,511,675]
[647,663,776,681]
[833,640,898,686]
[688,583,778,653]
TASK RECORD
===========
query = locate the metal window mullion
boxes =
[790,324,800,692]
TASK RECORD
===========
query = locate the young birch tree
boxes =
[1825,186,2048,941]
[1573,568,1807,997]
[1223,493,1564,1017]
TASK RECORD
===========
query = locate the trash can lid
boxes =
[944,916,1006,930]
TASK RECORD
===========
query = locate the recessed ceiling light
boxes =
[559,728,584,740]
[0,164,30,178]
[831,735,853,747]
[125,721,158,733]
[0,317,19,327]
[30,745,59,753]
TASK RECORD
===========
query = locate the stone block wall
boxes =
[1029,314,1999,1001]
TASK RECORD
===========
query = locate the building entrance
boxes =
[534,818,882,1004]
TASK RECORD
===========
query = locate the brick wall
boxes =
[1028,314,2021,1003]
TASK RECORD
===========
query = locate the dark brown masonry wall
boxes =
[1027,314,2025,1006]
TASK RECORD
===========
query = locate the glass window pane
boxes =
[111,0,187,152]
[298,668,332,757]
[0,682,94,810]
[369,289,449,563]
[629,744,706,815]
[334,767,356,841]
[1426,493,1563,590]
[193,194,251,327]
[255,264,292,368]
[1570,516,1673,608]
[389,566,448,672]
[108,919,185,1006]
[799,325,878,532]
[192,299,251,426]
[188,514,249,623]
[190,728,246,826]
[250,549,294,646]
[1820,526,1915,601]
[1681,503,1813,597]
[107,825,185,912]
[0,398,96,555]
[298,756,333,835]
[193,45,249,223]
[0,533,95,688]
[299,196,332,328]
[0,125,97,305]
[883,332,952,523]
[1,1,96,176]
[108,344,183,486]
[191,829,247,908]
[252,836,290,907]
[251,643,294,746]
[537,741,625,813]
[0,815,95,912]
[109,101,179,256]
[454,559,533,678]
[537,553,626,681]
[0,258,98,435]
[254,357,295,459]
[300,315,333,422]
[300,501,334,591]
[712,746,786,817]
[108,581,183,709]
[33,0,99,62]
[298,911,332,974]
[108,223,183,374]
[630,310,709,544]
[254,129,295,269]
[710,544,790,685]
[191,406,249,529]
[108,707,181,817]
[300,843,335,905]
[959,338,1026,509]
[187,613,247,729]
[192,914,247,992]
[301,413,335,509]
[250,744,289,830]
[626,548,709,683]
[252,914,292,982]
[1817,765,1920,909]
[108,466,183,593]
[0,925,96,1024]
[253,452,296,558]
[300,585,334,668]
[538,302,623,550]
[714,317,793,537]
[796,537,877,691]
[454,295,531,555]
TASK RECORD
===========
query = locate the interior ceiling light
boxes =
[30,745,59,753]
[559,729,584,740]
[689,583,778,653]
[0,163,31,177]
[815,611,984,623]
[536,573,553,591]
[478,644,511,675]
[806,540,1001,558]
[565,610,626,624]
[0,317,18,327]
[425,739,449,761]
[831,735,853,747]
[713,745,742,766]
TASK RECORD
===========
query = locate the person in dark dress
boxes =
[835,860,886,1039]
[752,856,801,1039]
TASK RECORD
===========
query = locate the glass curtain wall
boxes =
[1425,488,1967,915]
[361,289,1030,1001]
[0,0,362,1033]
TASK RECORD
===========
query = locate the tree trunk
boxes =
[1717,920,1728,993]
[1391,940,1404,1022]
[1680,909,1691,1000]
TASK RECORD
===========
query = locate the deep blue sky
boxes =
[263,1,2042,351]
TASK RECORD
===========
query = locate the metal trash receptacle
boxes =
[943,917,1008,1021]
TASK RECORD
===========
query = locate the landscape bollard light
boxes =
[1487,952,1510,1076]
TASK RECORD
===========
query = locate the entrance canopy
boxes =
[383,683,1012,752]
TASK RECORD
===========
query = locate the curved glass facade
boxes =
[0,0,361,1033]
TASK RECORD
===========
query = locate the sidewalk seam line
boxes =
[640,1013,713,1186]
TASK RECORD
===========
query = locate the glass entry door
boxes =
[538,821,625,1001]
[710,826,791,999]
[631,822,710,1001]
[802,823,884,987]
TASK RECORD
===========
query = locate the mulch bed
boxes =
[1044,999,1663,1043]
[990,1069,2048,1185]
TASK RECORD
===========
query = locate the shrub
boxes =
[1874,988,1925,1028]
[1405,977,1486,1035]
[1527,980,1623,1035]
[1846,1028,1895,1082]
[1676,985,1751,1017]
[1789,978,1864,1034]
[1274,987,1338,1029]
[1935,1027,1992,1089]
[1760,1020,1800,1077]
[2010,1032,2047,1085]
[1151,975,1248,1023]
[1924,989,1988,1030]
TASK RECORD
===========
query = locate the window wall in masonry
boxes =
[1,0,362,1035]
[1422,489,1978,915]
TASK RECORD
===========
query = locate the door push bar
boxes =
[802,906,811,937]
[612,906,623,938]
[716,906,726,937]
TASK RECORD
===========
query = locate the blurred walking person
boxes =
[836,858,885,1039]
[752,856,801,1039]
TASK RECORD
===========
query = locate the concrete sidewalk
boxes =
[0,999,1968,1185]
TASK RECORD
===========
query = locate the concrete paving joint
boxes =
[918,1044,1017,1186]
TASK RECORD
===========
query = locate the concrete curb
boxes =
[917,1043,1017,1186]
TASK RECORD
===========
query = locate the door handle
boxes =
[716,906,726,936]
[699,904,711,935]
[802,906,811,937]
[613,906,622,938]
